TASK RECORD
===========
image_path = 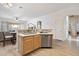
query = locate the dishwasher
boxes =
[41,34,53,48]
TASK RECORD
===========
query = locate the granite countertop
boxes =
[18,32,53,37]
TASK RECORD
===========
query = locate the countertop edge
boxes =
[18,33,53,37]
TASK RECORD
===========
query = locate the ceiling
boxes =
[0,3,79,19]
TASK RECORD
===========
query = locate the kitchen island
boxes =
[18,33,53,55]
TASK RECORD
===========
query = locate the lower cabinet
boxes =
[18,35,41,55]
[23,36,33,55]
[33,35,41,49]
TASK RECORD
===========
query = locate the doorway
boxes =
[65,15,79,49]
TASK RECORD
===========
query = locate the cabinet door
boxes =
[33,35,41,49]
[23,36,33,54]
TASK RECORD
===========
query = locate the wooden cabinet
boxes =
[23,36,33,54]
[18,35,41,55]
[33,35,41,49]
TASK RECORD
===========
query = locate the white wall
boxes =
[27,15,54,29]
[0,19,8,32]
[0,17,11,31]
[1,5,79,40]
[0,21,1,32]
[27,5,79,40]
[48,5,79,40]
[76,16,79,32]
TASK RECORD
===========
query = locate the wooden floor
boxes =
[0,39,79,56]
[27,40,79,56]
